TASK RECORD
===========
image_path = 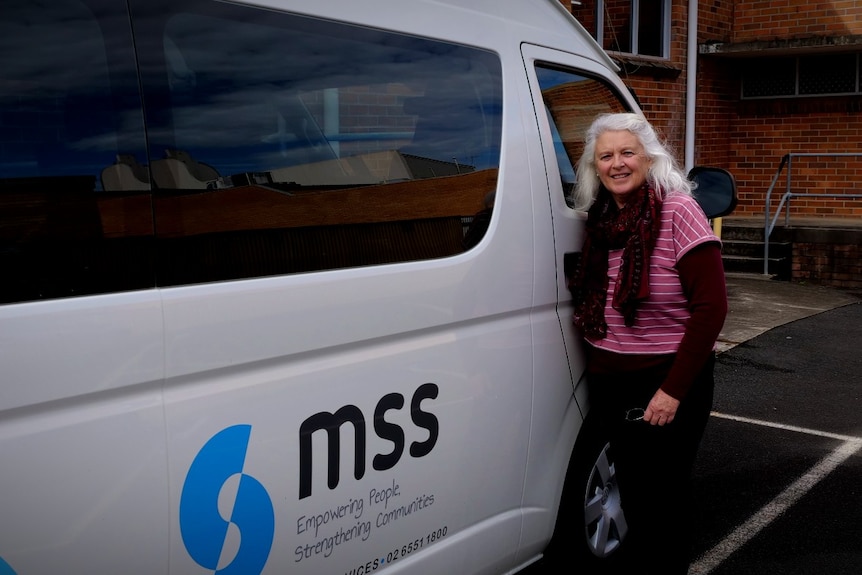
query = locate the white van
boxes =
[0,1,735,574]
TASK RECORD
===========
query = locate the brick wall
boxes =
[568,0,691,163]
[564,1,862,222]
[732,0,862,41]
[793,241,862,290]
[728,104,862,218]
[570,2,597,40]
[721,2,862,219]
[566,1,735,172]
[691,57,735,170]
[562,0,862,286]
[691,1,734,172]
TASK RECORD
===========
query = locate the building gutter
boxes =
[684,0,697,173]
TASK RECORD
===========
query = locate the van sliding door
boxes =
[522,44,638,409]
[0,1,167,573]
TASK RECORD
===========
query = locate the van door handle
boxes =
[563,251,580,296]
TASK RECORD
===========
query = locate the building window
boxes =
[741,54,860,99]
[597,0,670,58]
[799,54,857,95]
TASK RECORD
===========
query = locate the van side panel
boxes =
[133,1,538,573]
[517,43,640,560]
[0,0,170,571]
[163,277,534,574]
[0,0,634,573]
[0,296,168,573]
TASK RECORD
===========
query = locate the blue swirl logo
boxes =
[180,425,274,574]
[0,556,16,575]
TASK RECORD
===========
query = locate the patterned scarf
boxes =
[571,183,662,339]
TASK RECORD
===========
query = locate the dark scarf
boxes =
[571,183,662,338]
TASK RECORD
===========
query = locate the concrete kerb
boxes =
[717,272,861,354]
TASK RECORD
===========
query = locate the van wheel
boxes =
[545,415,629,570]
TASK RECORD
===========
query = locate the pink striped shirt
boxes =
[586,193,719,355]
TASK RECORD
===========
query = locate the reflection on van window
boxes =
[0,0,502,304]
[131,0,503,286]
[0,0,152,304]
[535,65,628,208]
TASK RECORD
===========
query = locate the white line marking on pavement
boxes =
[688,412,862,575]
[711,411,862,443]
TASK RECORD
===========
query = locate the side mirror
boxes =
[688,166,738,219]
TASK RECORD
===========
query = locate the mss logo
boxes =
[180,425,274,574]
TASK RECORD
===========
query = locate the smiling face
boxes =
[594,130,652,208]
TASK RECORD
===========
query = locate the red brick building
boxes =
[564,0,862,223]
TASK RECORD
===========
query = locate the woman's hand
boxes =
[644,388,680,426]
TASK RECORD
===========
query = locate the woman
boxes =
[570,113,727,574]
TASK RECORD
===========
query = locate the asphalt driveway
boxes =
[691,300,862,575]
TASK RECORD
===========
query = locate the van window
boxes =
[0,0,152,304]
[0,0,503,305]
[535,64,628,208]
[130,0,503,286]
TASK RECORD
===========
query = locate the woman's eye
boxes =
[623,150,635,157]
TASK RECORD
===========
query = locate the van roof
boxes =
[252,0,618,71]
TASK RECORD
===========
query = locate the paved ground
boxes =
[692,295,862,574]
[717,272,860,354]
[525,274,862,575]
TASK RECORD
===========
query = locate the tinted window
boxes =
[0,0,152,304]
[535,65,629,207]
[0,0,503,305]
[131,0,503,286]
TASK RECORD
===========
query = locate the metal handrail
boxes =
[763,152,862,275]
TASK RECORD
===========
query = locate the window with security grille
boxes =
[741,58,796,98]
[742,54,861,99]
[799,54,857,95]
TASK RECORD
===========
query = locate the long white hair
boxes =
[572,112,693,210]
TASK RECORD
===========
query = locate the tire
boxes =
[544,413,629,571]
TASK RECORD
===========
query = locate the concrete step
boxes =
[722,254,790,278]
[721,238,791,258]
[719,227,793,243]
[718,219,791,279]
[717,216,862,288]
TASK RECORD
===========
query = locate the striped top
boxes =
[586,192,719,355]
